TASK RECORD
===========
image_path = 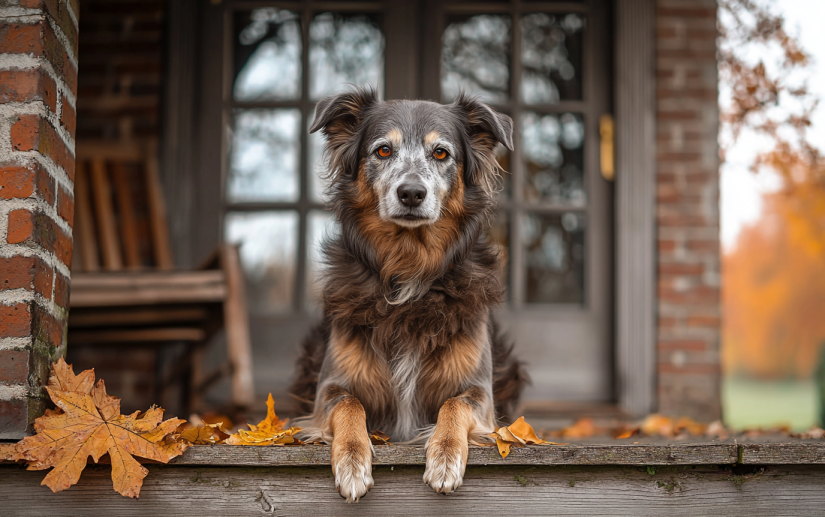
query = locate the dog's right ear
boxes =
[310,87,378,179]
[310,86,377,134]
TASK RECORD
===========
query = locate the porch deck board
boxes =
[2,463,825,516]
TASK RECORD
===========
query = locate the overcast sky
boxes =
[720,0,825,250]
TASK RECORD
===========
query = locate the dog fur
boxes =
[289,87,528,502]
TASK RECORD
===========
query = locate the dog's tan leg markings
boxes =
[423,387,490,494]
[326,388,374,503]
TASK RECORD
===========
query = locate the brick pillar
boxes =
[0,0,78,439]
[655,0,722,420]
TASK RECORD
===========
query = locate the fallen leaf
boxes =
[495,436,512,458]
[7,358,188,498]
[641,414,674,437]
[792,427,825,439]
[0,443,16,461]
[706,420,730,440]
[370,431,392,445]
[489,416,566,458]
[614,427,640,440]
[559,417,598,439]
[180,423,230,445]
[225,393,301,446]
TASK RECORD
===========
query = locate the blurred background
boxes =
[720,0,825,431]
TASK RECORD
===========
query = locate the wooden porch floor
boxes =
[3,439,825,515]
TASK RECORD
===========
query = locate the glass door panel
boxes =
[435,0,613,405]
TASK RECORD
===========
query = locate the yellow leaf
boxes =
[508,416,546,444]
[179,423,229,445]
[10,358,188,498]
[225,393,301,446]
[495,436,512,459]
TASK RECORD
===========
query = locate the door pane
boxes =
[227,109,301,203]
[233,9,302,101]
[309,13,384,100]
[225,211,298,314]
[520,13,584,104]
[441,14,511,103]
[522,211,585,304]
[521,111,586,205]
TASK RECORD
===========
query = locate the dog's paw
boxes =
[331,440,374,503]
[423,438,467,494]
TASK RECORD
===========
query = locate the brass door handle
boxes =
[600,114,614,181]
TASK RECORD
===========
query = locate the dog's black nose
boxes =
[397,183,427,208]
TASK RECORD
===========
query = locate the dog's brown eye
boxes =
[433,148,448,160]
[377,146,392,158]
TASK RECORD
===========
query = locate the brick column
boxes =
[655,0,722,420]
[0,0,77,439]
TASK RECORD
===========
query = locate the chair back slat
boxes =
[72,139,175,273]
[143,142,174,270]
[111,162,142,268]
[89,158,123,271]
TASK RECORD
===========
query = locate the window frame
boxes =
[220,1,386,313]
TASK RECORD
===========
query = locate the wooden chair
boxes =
[69,139,254,414]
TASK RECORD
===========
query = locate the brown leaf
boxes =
[180,423,230,445]
[489,416,566,458]
[559,417,597,439]
[369,431,392,445]
[9,358,188,498]
[225,393,301,446]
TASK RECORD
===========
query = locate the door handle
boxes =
[600,114,614,181]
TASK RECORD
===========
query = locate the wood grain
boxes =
[169,443,738,467]
[2,464,824,516]
[740,442,825,464]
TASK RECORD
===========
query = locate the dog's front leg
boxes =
[321,386,374,502]
[424,386,492,494]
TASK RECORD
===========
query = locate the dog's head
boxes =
[310,87,514,228]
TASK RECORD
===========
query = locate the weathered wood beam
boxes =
[2,464,825,516]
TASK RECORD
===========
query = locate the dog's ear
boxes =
[310,86,378,178]
[451,92,514,193]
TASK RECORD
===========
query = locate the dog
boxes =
[289,87,527,502]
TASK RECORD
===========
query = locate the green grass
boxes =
[723,376,819,432]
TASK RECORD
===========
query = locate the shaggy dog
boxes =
[290,87,527,502]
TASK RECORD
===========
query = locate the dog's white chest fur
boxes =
[388,347,424,442]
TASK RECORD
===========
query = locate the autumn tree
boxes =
[720,0,825,378]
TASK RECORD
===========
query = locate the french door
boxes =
[201,0,613,412]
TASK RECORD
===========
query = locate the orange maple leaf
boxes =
[5,358,188,498]
[489,416,565,459]
[225,393,301,446]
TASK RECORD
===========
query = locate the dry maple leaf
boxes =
[489,416,565,459]
[7,358,188,498]
[179,423,230,445]
[226,393,301,446]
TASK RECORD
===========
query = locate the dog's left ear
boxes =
[310,86,379,178]
[451,93,514,192]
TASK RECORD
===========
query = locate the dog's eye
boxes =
[377,146,392,158]
[433,148,448,160]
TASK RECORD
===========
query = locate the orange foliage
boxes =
[720,1,825,379]
[723,188,825,379]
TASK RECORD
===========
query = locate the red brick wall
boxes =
[655,0,722,420]
[0,0,78,438]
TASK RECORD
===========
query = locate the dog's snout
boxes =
[397,183,427,208]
